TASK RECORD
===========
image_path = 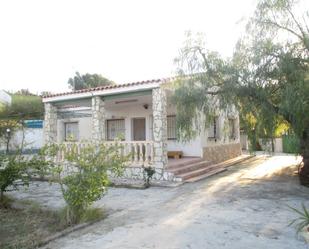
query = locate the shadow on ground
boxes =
[8,155,309,249]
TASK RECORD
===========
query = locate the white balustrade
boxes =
[58,141,154,166]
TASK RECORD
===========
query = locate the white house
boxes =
[42,78,241,182]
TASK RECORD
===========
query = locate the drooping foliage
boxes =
[68,71,114,90]
[173,0,309,185]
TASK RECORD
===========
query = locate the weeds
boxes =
[288,203,309,233]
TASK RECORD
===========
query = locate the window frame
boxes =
[64,122,79,142]
[106,118,125,141]
[167,115,177,140]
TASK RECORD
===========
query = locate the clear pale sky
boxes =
[0,0,257,94]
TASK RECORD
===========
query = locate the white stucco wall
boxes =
[0,128,43,151]
[52,92,241,158]
[167,139,202,157]
[55,103,203,157]
[105,105,153,141]
[57,115,92,142]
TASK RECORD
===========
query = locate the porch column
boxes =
[43,103,57,144]
[152,87,168,169]
[91,96,105,142]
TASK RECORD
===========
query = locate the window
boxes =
[229,118,236,139]
[65,122,79,141]
[208,117,218,139]
[167,115,176,140]
[107,119,125,140]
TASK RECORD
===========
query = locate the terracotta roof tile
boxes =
[42,78,171,98]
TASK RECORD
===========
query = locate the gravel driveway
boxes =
[9,154,309,249]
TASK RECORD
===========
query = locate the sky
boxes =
[0,0,257,94]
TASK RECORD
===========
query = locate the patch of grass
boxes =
[81,207,106,223]
[0,195,14,208]
[0,206,58,249]
[0,199,106,249]
[58,206,106,226]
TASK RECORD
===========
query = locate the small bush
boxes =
[0,154,31,203]
[0,151,50,204]
[42,142,129,225]
[143,166,156,187]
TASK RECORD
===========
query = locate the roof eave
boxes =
[42,81,161,103]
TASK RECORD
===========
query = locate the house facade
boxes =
[42,78,241,182]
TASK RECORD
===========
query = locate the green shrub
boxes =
[44,142,129,225]
[143,166,156,187]
[0,154,31,204]
[282,134,300,153]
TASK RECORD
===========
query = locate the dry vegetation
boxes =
[0,199,105,249]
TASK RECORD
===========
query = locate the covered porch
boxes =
[43,87,185,169]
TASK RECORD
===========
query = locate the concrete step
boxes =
[177,164,224,180]
[166,157,204,170]
[210,154,256,169]
[183,154,255,183]
[185,167,227,183]
[167,160,213,175]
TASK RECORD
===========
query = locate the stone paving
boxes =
[7,154,309,249]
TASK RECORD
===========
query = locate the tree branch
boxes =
[260,20,303,40]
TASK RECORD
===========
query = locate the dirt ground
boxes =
[8,154,309,249]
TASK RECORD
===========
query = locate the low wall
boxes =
[203,143,242,163]
[0,128,43,153]
[109,166,181,182]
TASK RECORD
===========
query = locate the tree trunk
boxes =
[0,189,4,203]
[299,130,309,186]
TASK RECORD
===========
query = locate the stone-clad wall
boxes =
[152,88,168,169]
[109,166,181,182]
[203,143,241,163]
[43,103,57,144]
[91,96,106,142]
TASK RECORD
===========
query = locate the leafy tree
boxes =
[40,91,52,97]
[14,89,35,96]
[0,93,43,121]
[68,72,114,90]
[0,92,45,206]
[172,0,309,185]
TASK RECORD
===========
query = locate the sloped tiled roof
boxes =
[43,78,171,98]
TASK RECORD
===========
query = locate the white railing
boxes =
[58,141,154,166]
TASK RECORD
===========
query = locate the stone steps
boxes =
[167,154,255,183]
[167,157,204,170]
[167,160,213,175]
[177,163,225,180]
[185,167,227,183]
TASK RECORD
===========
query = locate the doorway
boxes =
[132,118,146,141]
